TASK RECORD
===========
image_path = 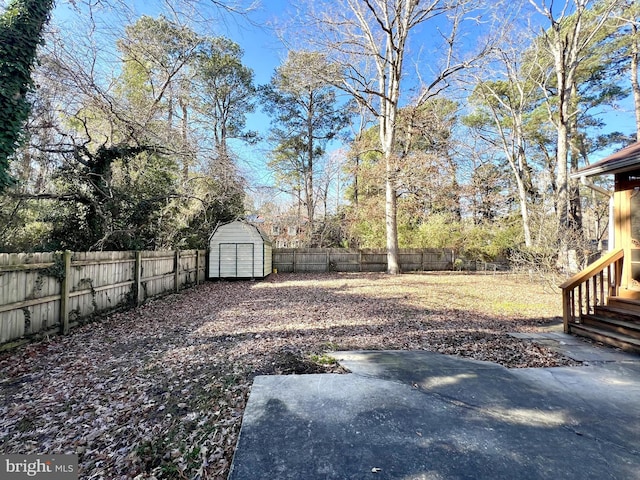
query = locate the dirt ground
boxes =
[0,272,580,479]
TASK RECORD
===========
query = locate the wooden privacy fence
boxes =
[0,250,206,350]
[272,248,455,273]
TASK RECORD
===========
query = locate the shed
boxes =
[208,219,273,279]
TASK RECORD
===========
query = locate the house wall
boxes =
[263,219,305,248]
[614,171,640,295]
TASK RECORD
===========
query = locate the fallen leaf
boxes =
[0,273,575,479]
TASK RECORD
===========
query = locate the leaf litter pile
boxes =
[1,272,580,479]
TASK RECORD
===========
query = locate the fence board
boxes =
[0,252,60,344]
[329,250,360,272]
[272,248,455,273]
[0,249,206,350]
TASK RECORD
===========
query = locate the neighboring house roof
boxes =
[572,141,640,178]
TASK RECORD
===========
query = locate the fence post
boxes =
[293,249,296,273]
[59,251,71,335]
[195,250,200,286]
[135,251,143,305]
[175,250,180,292]
[326,250,330,272]
[359,250,362,272]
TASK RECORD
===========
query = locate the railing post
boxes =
[562,289,572,334]
[559,248,624,333]
[586,280,591,314]
[578,284,583,318]
[616,259,623,294]
[599,271,604,306]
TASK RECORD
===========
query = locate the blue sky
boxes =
[46,0,639,196]
[206,2,291,189]
[49,0,294,192]
[223,0,639,165]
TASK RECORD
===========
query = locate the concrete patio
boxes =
[229,336,640,479]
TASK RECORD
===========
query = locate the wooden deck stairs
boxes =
[572,297,640,353]
[560,248,640,354]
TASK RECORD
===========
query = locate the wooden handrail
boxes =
[560,248,624,334]
[559,248,623,290]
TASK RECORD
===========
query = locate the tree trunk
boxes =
[381,96,400,274]
[305,90,315,246]
[631,21,640,142]
[181,98,189,181]
[568,83,582,233]
[448,157,461,221]
[551,28,574,242]
[513,161,533,247]
[353,154,359,207]
[556,122,570,230]
[385,164,400,274]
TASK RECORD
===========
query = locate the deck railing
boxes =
[559,248,624,333]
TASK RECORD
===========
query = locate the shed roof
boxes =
[249,222,272,244]
[572,141,640,178]
[209,218,272,245]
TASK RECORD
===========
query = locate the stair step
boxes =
[607,297,640,313]
[581,314,640,340]
[593,305,640,323]
[570,324,640,353]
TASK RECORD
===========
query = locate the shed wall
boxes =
[208,221,271,278]
[264,243,273,276]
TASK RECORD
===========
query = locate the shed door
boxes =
[219,243,254,277]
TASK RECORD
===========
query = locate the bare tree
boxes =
[468,38,541,247]
[2,0,254,251]
[300,0,500,273]
[615,0,640,140]
[528,0,620,236]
